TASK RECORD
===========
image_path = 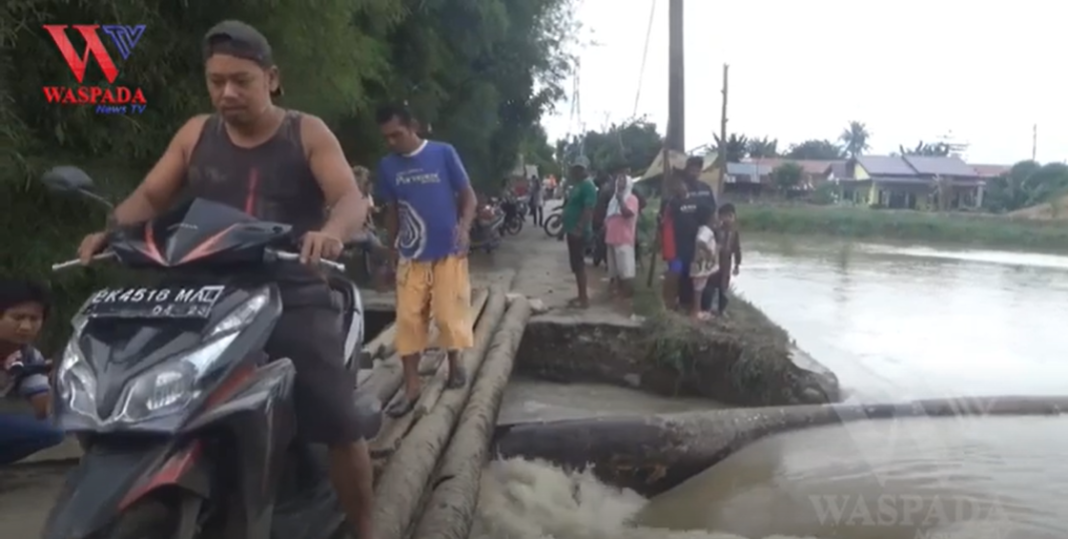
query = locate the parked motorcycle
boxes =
[37,166,380,539]
[470,200,505,253]
[500,198,524,236]
[542,208,563,238]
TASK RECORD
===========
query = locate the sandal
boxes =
[565,298,589,309]
[386,391,419,417]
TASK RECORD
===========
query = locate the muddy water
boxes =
[480,239,1068,539]
[734,236,1068,401]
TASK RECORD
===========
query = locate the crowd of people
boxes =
[555,155,742,319]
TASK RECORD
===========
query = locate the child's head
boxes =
[718,203,737,225]
[695,204,716,227]
[0,279,50,346]
[668,177,688,198]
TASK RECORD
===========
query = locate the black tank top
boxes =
[186,111,332,308]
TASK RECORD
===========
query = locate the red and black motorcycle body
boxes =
[41,198,373,539]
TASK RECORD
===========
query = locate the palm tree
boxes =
[713,133,749,163]
[747,137,779,158]
[838,121,870,158]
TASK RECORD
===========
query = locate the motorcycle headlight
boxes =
[111,333,237,423]
[55,288,270,427]
[56,340,98,420]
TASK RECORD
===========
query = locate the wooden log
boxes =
[371,289,508,539]
[360,288,490,404]
[370,351,444,458]
[363,322,397,361]
[490,395,1068,498]
[411,297,531,539]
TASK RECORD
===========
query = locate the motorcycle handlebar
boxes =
[270,250,346,272]
[50,249,345,272]
[51,252,116,272]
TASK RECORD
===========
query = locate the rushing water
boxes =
[477,238,1068,539]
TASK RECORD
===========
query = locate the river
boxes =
[475,237,1068,539]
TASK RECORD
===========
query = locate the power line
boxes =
[632,0,657,117]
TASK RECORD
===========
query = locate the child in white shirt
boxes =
[690,206,719,320]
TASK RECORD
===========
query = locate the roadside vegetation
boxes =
[737,204,1068,251]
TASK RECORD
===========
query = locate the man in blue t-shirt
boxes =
[375,104,478,417]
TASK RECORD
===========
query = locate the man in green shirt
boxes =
[561,156,598,308]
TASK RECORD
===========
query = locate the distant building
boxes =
[838,155,987,210]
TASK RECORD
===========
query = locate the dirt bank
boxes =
[515,314,837,407]
[493,202,838,407]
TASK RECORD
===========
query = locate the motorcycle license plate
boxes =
[82,285,225,319]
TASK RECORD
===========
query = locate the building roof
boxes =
[750,158,843,175]
[856,155,915,176]
[970,164,1011,178]
[828,161,850,178]
[726,162,773,180]
[902,155,977,177]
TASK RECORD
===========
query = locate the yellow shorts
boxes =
[394,255,474,356]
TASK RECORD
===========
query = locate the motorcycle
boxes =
[470,200,505,253]
[500,198,524,236]
[37,166,381,539]
[542,208,563,238]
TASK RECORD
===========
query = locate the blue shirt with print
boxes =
[376,141,471,261]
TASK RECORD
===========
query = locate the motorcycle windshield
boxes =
[111,198,292,268]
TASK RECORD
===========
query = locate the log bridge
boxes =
[356,287,530,539]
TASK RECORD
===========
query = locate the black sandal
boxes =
[386,392,419,417]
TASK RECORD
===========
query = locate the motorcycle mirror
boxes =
[41,166,114,208]
[41,166,95,192]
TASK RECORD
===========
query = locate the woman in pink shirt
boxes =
[603,172,640,298]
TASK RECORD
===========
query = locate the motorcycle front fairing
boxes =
[43,198,304,539]
[107,197,294,269]
[42,359,299,539]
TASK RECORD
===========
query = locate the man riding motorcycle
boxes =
[75,20,375,539]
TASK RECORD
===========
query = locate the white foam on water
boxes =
[472,458,821,539]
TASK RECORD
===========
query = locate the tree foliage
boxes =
[713,133,748,163]
[983,160,1068,213]
[898,140,952,156]
[556,120,662,174]
[838,121,870,158]
[747,136,778,158]
[1,0,576,345]
[771,162,804,191]
[785,139,844,160]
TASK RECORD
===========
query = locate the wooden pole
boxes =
[646,145,670,287]
[716,64,729,199]
[666,0,685,152]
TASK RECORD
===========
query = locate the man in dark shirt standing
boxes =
[669,156,717,312]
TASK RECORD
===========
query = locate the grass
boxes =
[631,255,795,393]
[737,204,1068,251]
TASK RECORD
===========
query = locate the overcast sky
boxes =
[541,0,1066,164]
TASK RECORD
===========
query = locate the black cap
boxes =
[203,20,283,97]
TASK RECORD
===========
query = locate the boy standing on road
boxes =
[604,172,639,300]
[561,156,598,309]
[0,279,64,465]
[375,104,478,417]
